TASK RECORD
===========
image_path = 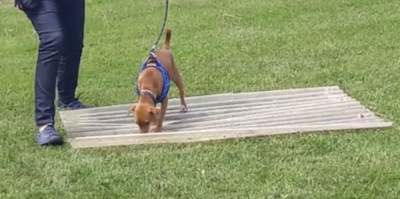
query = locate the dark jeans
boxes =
[17,0,85,126]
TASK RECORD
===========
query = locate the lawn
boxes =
[1,0,400,198]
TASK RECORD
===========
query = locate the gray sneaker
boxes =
[36,125,64,146]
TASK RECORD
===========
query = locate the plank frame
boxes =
[59,86,393,149]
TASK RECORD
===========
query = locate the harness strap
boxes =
[134,54,170,104]
[139,89,157,105]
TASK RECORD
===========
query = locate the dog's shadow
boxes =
[161,110,216,131]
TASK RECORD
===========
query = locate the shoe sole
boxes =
[38,136,64,146]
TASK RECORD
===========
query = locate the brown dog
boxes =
[129,28,188,133]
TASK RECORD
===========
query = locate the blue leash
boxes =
[134,0,171,104]
[150,0,170,53]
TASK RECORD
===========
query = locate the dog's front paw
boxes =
[153,126,162,132]
[180,104,188,113]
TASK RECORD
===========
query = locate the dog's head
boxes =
[129,104,160,133]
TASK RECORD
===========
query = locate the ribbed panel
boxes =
[59,86,392,148]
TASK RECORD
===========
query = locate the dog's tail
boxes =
[162,28,171,49]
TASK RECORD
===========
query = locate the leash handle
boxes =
[150,0,169,53]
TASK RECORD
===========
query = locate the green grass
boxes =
[1,0,400,198]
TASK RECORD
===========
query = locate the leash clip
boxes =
[149,51,157,58]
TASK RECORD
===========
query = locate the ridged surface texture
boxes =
[59,86,393,148]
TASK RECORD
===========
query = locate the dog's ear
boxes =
[149,107,161,123]
[128,104,136,113]
[149,107,160,116]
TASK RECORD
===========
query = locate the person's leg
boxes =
[17,0,64,145]
[57,0,87,109]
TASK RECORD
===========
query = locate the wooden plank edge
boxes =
[67,99,363,125]
[59,92,234,115]
[66,117,384,138]
[230,85,340,96]
[64,106,372,134]
[72,92,351,119]
[59,86,340,116]
[68,122,393,149]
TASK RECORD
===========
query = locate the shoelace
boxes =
[41,126,56,137]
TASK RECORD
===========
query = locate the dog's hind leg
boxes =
[169,62,188,113]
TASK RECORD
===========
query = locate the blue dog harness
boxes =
[134,52,170,105]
